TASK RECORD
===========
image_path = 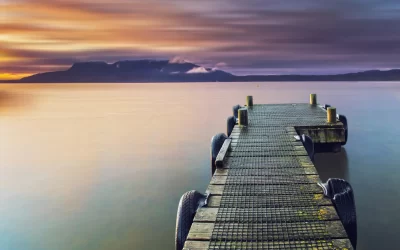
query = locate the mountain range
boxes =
[3,59,400,83]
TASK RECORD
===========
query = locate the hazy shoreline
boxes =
[3,60,400,83]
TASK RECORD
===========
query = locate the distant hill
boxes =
[3,60,400,83]
[236,69,400,82]
[17,60,234,83]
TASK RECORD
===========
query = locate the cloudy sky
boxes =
[1,0,400,79]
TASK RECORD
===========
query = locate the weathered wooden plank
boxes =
[230,127,297,134]
[206,185,224,195]
[221,184,324,195]
[207,195,222,207]
[229,145,307,152]
[230,134,298,141]
[184,239,353,250]
[248,113,328,117]
[183,240,210,250]
[213,168,228,175]
[248,113,327,117]
[210,175,227,185]
[210,175,321,185]
[231,127,289,132]
[223,160,315,170]
[248,121,343,127]
[297,156,314,165]
[206,183,324,195]
[230,141,304,147]
[187,221,348,241]
[214,166,318,176]
[286,126,297,132]
[230,133,291,138]
[194,207,219,222]
[230,131,288,136]
[227,150,309,157]
[215,139,231,168]
[297,127,345,143]
[194,206,339,222]
[187,223,214,240]
[294,145,307,151]
[223,156,315,168]
[207,194,333,207]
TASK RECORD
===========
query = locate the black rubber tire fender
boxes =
[301,134,315,162]
[227,116,236,136]
[175,190,205,250]
[210,133,228,175]
[321,178,357,249]
[337,114,348,145]
[232,104,242,119]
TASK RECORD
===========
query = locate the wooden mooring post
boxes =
[327,107,337,123]
[310,93,317,105]
[246,95,253,107]
[238,108,248,126]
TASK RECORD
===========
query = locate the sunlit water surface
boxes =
[1,82,400,250]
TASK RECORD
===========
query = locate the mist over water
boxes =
[1,82,400,250]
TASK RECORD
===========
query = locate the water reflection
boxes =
[314,148,349,181]
[0,90,32,112]
[2,82,400,250]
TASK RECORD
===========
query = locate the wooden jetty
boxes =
[181,94,354,250]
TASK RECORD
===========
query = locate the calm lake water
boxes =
[1,82,400,250]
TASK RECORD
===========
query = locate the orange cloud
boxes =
[0,0,242,79]
[0,73,31,80]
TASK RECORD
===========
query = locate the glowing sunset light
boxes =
[1,0,400,80]
[0,73,31,80]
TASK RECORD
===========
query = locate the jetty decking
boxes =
[183,98,352,249]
